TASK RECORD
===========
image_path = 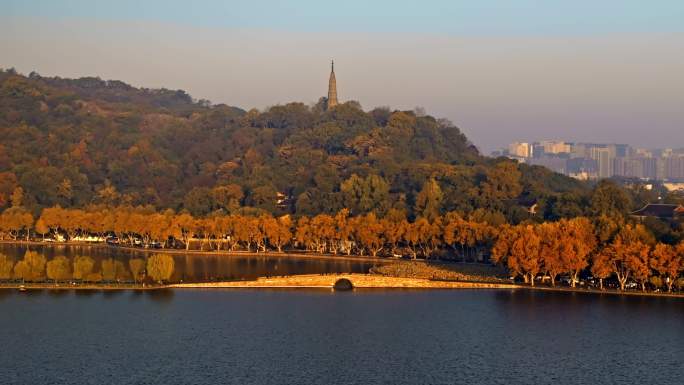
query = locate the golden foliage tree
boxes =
[46,256,71,282]
[13,250,46,281]
[0,253,14,280]
[129,258,146,284]
[650,243,681,292]
[73,255,95,280]
[147,253,175,284]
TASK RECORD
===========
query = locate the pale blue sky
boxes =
[2,1,683,151]
[5,0,684,35]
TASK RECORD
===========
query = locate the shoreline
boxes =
[1,241,682,298]
[0,240,393,264]
[1,274,683,298]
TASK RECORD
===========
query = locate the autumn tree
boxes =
[650,243,681,292]
[597,225,653,291]
[262,215,291,252]
[13,250,46,282]
[73,255,95,281]
[310,214,336,253]
[102,258,117,281]
[0,253,14,280]
[538,222,564,286]
[560,218,597,287]
[172,213,196,250]
[129,258,146,284]
[414,178,443,220]
[295,216,314,251]
[0,207,34,240]
[334,209,353,255]
[46,256,71,282]
[34,218,49,241]
[627,242,651,292]
[381,212,407,256]
[354,213,385,257]
[39,206,67,239]
[443,213,468,261]
[147,253,175,284]
[492,224,541,285]
[591,250,613,290]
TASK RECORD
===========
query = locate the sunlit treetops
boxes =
[0,68,596,223]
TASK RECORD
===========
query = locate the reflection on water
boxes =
[0,244,376,282]
[144,289,175,303]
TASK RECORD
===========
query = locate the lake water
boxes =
[0,244,375,281]
[0,289,681,385]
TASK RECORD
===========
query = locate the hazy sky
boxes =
[2,0,683,152]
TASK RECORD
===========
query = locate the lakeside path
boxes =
[2,276,683,297]
[170,275,684,298]
[170,274,521,289]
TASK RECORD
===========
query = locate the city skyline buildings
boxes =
[497,140,684,183]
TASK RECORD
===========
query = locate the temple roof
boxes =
[630,204,684,218]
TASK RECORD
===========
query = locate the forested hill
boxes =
[0,69,588,222]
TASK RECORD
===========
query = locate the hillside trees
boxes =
[1,69,594,223]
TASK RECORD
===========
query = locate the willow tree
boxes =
[0,253,14,280]
[129,258,146,284]
[14,251,46,282]
[147,254,174,284]
[102,258,128,282]
[47,256,71,282]
[73,255,95,281]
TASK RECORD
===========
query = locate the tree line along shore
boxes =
[0,250,174,285]
[0,203,683,294]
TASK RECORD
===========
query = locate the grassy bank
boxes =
[370,261,510,283]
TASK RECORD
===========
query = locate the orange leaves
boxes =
[650,243,681,292]
[491,218,597,286]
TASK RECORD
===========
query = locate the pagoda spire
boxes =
[327,60,338,109]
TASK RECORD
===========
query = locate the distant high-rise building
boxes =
[508,142,531,158]
[641,158,658,179]
[499,140,682,181]
[590,147,614,179]
[539,140,571,154]
[664,155,684,180]
[327,60,338,109]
